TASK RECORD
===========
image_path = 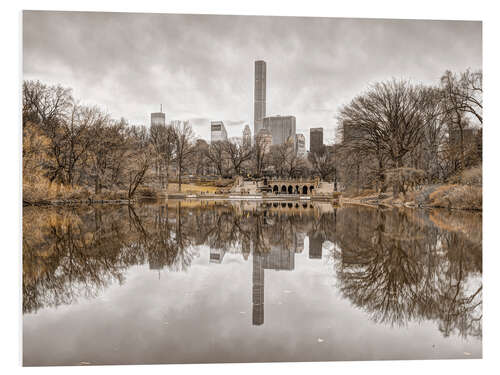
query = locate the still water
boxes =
[23,201,482,365]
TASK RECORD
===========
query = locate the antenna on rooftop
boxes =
[160,104,163,113]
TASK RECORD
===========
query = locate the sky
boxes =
[23,11,482,148]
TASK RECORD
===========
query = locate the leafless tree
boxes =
[205,141,228,177]
[171,121,196,192]
[149,122,175,189]
[338,80,440,195]
[223,140,253,176]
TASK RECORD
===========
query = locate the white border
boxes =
[2,1,498,374]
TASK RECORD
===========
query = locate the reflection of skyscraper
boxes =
[209,248,226,263]
[295,232,305,253]
[308,233,323,259]
[252,253,264,326]
[262,245,295,271]
[254,60,267,137]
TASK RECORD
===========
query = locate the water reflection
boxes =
[23,201,482,341]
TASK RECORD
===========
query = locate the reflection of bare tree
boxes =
[23,202,482,340]
[333,207,482,339]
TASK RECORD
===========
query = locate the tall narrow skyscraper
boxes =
[254,60,267,137]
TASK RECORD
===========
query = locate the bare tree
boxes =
[149,122,175,189]
[171,121,196,192]
[223,140,253,176]
[205,141,228,177]
[125,125,153,200]
[252,135,270,177]
[338,80,440,195]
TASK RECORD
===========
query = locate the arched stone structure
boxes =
[302,186,308,194]
[287,185,293,194]
[281,185,287,193]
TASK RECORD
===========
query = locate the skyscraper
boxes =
[254,60,267,137]
[210,121,228,143]
[294,134,306,157]
[242,124,252,149]
[151,107,165,127]
[263,115,296,145]
[256,128,272,153]
[310,127,324,153]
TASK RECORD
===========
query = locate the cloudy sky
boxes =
[23,11,481,147]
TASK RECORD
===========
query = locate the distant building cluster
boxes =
[151,60,330,154]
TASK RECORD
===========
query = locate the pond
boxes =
[22,201,482,365]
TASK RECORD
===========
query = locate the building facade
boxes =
[310,127,324,153]
[294,133,306,157]
[242,124,252,149]
[256,128,273,153]
[263,115,296,145]
[151,111,166,127]
[210,121,228,143]
[254,60,267,137]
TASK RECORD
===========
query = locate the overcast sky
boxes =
[23,11,482,147]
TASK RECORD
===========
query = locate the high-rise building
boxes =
[294,134,306,157]
[151,110,165,127]
[242,124,252,149]
[254,60,267,137]
[310,127,324,153]
[263,115,296,145]
[256,128,272,153]
[210,121,228,143]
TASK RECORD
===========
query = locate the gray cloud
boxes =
[23,11,482,146]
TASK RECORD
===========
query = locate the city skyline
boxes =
[23,11,481,147]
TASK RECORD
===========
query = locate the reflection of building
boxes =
[252,253,265,325]
[295,232,305,253]
[256,128,273,153]
[242,124,252,149]
[294,134,306,157]
[254,60,267,137]
[209,248,226,263]
[229,136,242,145]
[262,245,295,271]
[151,110,166,127]
[310,127,324,153]
[251,245,296,326]
[308,233,323,259]
[263,115,296,145]
[211,121,228,143]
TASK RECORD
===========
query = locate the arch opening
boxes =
[288,185,293,194]
[302,186,308,194]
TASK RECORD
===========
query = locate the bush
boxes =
[450,167,482,186]
[428,184,482,210]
